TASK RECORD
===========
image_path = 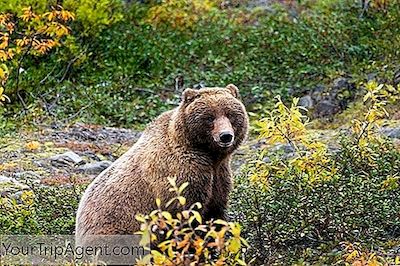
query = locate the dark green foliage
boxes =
[0,183,86,235]
[229,139,400,264]
[3,1,400,128]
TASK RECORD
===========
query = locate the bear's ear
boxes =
[182,88,200,104]
[225,84,240,98]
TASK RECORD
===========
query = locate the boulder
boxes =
[78,161,112,174]
[50,151,84,166]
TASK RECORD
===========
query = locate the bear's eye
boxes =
[204,115,214,123]
[227,112,238,121]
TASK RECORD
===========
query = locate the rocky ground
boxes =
[1,121,400,200]
[0,124,141,197]
[0,123,259,199]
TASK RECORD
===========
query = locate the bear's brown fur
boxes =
[75,84,249,245]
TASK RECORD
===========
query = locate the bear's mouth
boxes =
[213,135,235,148]
[217,142,234,148]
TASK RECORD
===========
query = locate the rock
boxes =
[46,123,141,144]
[262,156,271,163]
[0,175,30,190]
[380,127,400,139]
[0,175,15,183]
[10,191,26,203]
[298,95,314,109]
[314,100,341,118]
[332,77,353,91]
[78,161,112,174]
[82,151,102,162]
[250,139,266,150]
[367,72,378,82]
[271,143,296,154]
[310,85,326,102]
[192,81,206,90]
[297,78,356,119]
[282,152,297,160]
[13,171,42,180]
[246,0,274,10]
[50,151,84,166]
[394,68,400,86]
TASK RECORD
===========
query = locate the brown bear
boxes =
[75,84,249,246]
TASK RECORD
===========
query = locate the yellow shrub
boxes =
[146,0,217,29]
[63,0,123,36]
[135,177,248,266]
[254,96,335,185]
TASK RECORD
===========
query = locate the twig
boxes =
[15,41,33,111]
[58,50,87,83]
[60,103,93,124]
[39,64,58,84]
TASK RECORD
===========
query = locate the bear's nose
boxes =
[219,131,234,144]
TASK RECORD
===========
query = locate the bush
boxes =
[0,0,123,37]
[0,181,86,235]
[63,0,123,37]
[229,82,400,264]
[146,0,217,29]
[0,6,74,111]
[136,177,248,265]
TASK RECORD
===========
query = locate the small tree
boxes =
[0,6,74,107]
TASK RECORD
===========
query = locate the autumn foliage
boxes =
[0,6,74,105]
[135,177,248,266]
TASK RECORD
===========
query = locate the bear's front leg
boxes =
[203,163,232,221]
[165,168,214,217]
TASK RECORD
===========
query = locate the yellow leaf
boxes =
[178,182,189,193]
[192,210,202,224]
[161,211,172,220]
[25,141,40,151]
[177,196,186,205]
[230,223,241,237]
[228,238,241,253]
[156,198,161,208]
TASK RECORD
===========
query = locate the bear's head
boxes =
[173,84,249,157]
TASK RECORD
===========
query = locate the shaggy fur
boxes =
[75,84,249,245]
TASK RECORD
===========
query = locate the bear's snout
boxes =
[219,131,234,144]
[212,116,235,147]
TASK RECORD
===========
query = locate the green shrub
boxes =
[229,83,400,264]
[0,182,86,235]
[231,140,400,264]
[63,0,123,37]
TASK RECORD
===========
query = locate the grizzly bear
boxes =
[75,84,249,246]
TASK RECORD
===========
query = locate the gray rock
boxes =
[0,175,15,183]
[50,151,84,166]
[250,139,266,150]
[314,100,341,118]
[78,161,112,174]
[262,156,271,163]
[0,175,29,190]
[246,0,274,10]
[394,68,400,86]
[10,191,25,202]
[367,72,378,82]
[13,171,42,180]
[298,95,313,109]
[282,152,297,160]
[380,127,400,139]
[332,77,350,90]
[192,81,206,90]
[271,143,296,154]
